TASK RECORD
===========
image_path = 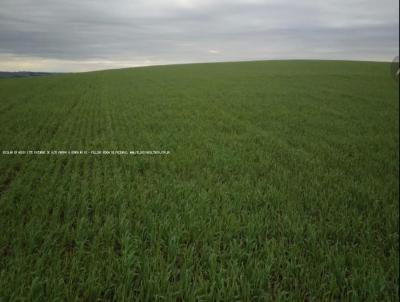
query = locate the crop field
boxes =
[0,60,398,301]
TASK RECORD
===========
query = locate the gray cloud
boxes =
[0,0,398,71]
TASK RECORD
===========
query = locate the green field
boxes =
[0,60,398,301]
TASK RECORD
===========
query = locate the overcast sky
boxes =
[0,0,398,72]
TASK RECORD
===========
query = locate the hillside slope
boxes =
[0,60,398,300]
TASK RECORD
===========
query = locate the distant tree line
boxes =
[0,71,55,79]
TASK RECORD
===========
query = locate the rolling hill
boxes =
[0,60,398,301]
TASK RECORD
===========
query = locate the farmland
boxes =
[0,60,398,301]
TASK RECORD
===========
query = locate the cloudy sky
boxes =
[0,0,398,72]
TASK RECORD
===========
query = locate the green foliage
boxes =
[0,60,398,301]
